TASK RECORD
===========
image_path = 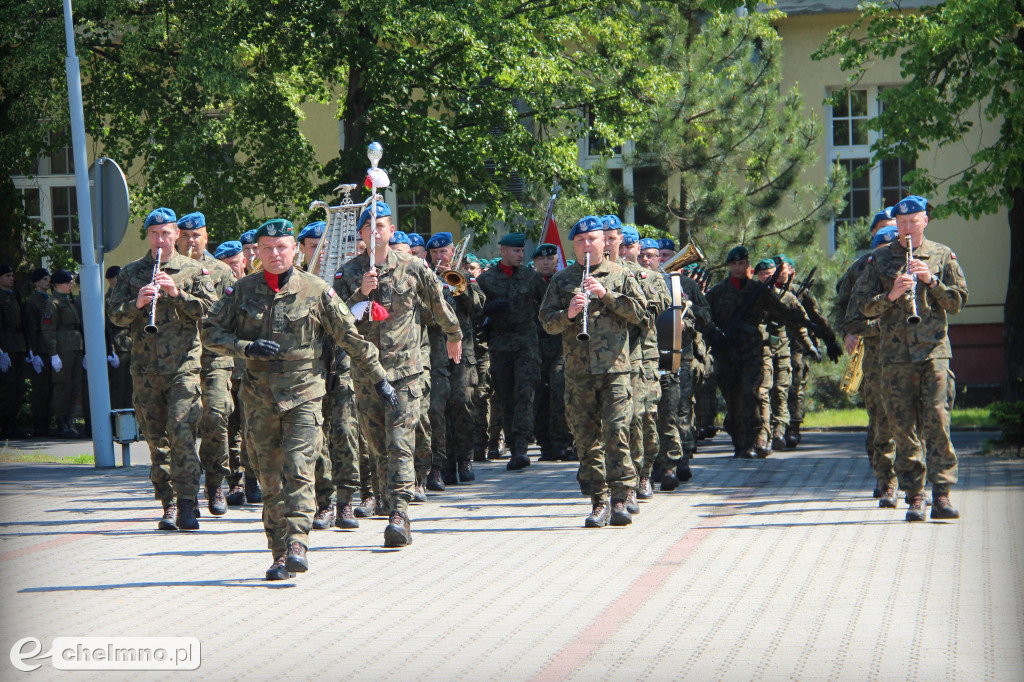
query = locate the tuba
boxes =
[660,241,705,273]
[840,337,865,393]
[438,234,472,295]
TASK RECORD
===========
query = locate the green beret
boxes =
[753,258,776,273]
[498,233,527,247]
[774,253,795,267]
[532,243,558,258]
[254,219,294,239]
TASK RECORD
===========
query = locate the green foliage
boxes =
[989,401,1024,445]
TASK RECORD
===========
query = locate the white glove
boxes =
[107,353,119,368]
[27,351,43,374]
[0,351,10,373]
[51,355,62,373]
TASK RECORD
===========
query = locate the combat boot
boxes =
[507,443,531,471]
[609,498,632,526]
[784,426,799,449]
[265,555,292,581]
[383,511,412,547]
[473,445,487,462]
[244,475,262,504]
[312,503,336,530]
[771,434,787,451]
[412,481,428,503]
[930,493,960,520]
[905,493,927,522]
[206,483,227,516]
[584,501,610,528]
[158,502,177,531]
[375,497,391,518]
[739,448,757,459]
[458,460,475,483]
[354,495,376,518]
[625,489,640,515]
[873,483,883,498]
[878,486,898,508]
[193,498,201,518]
[754,443,772,459]
[676,458,693,482]
[537,447,560,462]
[441,462,458,485]
[426,468,446,492]
[225,483,246,506]
[176,498,200,531]
[336,503,359,530]
[637,477,653,500]
[559,446,578,461]
[285,541,308,573]
[791,424,802,445]
[699,426,717,440]
[661,469,679,492]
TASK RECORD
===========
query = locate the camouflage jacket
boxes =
[104,289,133,355]
[787,288,833,353]
[853,237,968,364]
[334,249,461,384]
[476,262,547,352]
[706,276,810,358]
[196,253,236,371]
[41,292,84,355]
[661,273,711,363]
[617,259,655,366]
[203,268,385,410]
[838,253,880,339]
[538,258,647,376]
[22,290,49,356]
[107,250,214,375]
[427,275,483,373]
[0,288,26,354]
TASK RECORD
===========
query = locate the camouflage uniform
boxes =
[471,324,492,457]
[23,289,53,431]
[0,287,27,434]
[539,258,646,503]
[693,348,717,434]
[333,250,461,516]
[414,315,433,481]
[105,288,134,410]
[761,289,805,444]
[853,238,968,496]
[226,357,252,486]
[476,263,547,453]
[535,275,572,458]
[203,267,385,558]
[324,349,361,505]
[41,292,84,426]
[108,251,213,503]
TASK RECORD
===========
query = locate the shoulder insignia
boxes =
[42,312,52,323]
[202,268,209,275]
[327,288,336,298]
[335,272,344,279]
[950,252,957,260]
[225,286,234,296]
[867,256,873,262]
[640,272,647,279]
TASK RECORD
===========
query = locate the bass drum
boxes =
[656,273,692,372]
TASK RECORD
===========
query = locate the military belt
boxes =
[245,359,315,373]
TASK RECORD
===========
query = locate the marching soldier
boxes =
[333,201,462,547]
[657,238,676,266]
[108,208,214,531]
[204,218,396,579]
[22,268,52,435]
[0,264,29,439]
[754,259,801,453]
[539,216,647,527]
[177,212,236,515]
[532,243,573,461]
[41,269,84,438]
[476,232,547,469]
[105,266,134,410]
[852,195,968,521]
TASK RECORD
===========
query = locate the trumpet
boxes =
[437,234,472,296]
[904,237,922,325]
[144,248,162,334]
[577,253,592,341]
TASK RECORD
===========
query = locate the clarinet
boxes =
[577,253,591,341]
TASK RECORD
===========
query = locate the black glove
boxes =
[807,343,822,362]
[807,321,824,338]
[482,299,512,316]
[244,339,281,358]
[705,326,729,349]
[825,338,843,363]
[374,379,400,410]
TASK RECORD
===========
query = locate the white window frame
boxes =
[577,111,636,223]
[11,139,78,267]
[826,85,882,253]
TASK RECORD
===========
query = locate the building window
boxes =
[395,188,432,237]
[10,127,80,263]
[826,86,916,251]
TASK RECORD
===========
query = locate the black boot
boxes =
[784,425,799,449]
[176,498,200,530]
[384,511,412,547]
[336,502,359,529]
[244,475,262,504]
[441,463,458,485]
[158,503,178,531]
[771,434,787,451]
[265,555,292,581]
[225,483,246,506]
[426,468,446,492]
[285,541,308,573]
[458,460,475,483]
[507,443,531,471]
[206,483,227,516]
[676,458,693,483]
[609,498,632,526]
[473,445,487,462]
[661,469,679,492]
[906,493,927,522]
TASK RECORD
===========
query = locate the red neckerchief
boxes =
[730,276,745,291]
[263,267,294,293]
[499,262,515,278]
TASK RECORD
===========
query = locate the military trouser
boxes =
[755,348,774,448]
[133,369,202,503]
[880,358,958,495]
[448,361,478,463]
[355,374,420,515]
[472,350,492,451]
[677,358,696,457]
[358,432,372,499]
[718,349,765,452]
[640,368,661,477]
[326,379,360,506]
[535,347,571,454]
[198,367,233,489]
[629,367,661,478]
[694,353,717,432]
[28,362,52,432]
[109,353,133,409]
[241,385,321,558]
[0,352,27,432]
[490,346,540,449]
[51,351,83,422]
[414,373,432,479]
[566,370,637,502]
[787,349,810,429]
[657,371,683,463]
[428,368,451,468]
[769,345,792,439]
[861,339,895,487]
[313,424,334,509]
[226,380,252,487]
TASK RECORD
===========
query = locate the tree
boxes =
[814,0,1024,399]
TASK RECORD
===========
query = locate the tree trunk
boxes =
[1005,184,1024,400]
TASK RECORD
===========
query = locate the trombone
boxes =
[144,248,162,334]
[437,234,472,295]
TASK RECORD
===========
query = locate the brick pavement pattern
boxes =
[0,432,1021,680]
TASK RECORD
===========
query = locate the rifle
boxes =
[793,266,818,299]
[709,256,785,353]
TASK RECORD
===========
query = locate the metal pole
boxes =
[63,0,115,468]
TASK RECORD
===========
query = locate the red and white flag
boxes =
[539,213,567,271]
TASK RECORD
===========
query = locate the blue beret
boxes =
[601,214,623,231]
[657,238,676,251]
[239,230,256,245]
[426,232,453,249]
[725,245,749,263]
[357,201,392,230]
[894,195,928,215]
[869,207,895,232]
[638,238,659,251]
[214,240,243,259]
[871,225,899,249]
[144,207,177,229]
[498,233,527,247]
[51,269,74,284]
[753,258,776,273]
[177,212,206,231]
[254,219,294,239]
[621,224,640,245]
[407,233,425,248]
[389,230,410,245]
[297,221,326,242]
[568,216,603,240]
[532,243,558,258]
